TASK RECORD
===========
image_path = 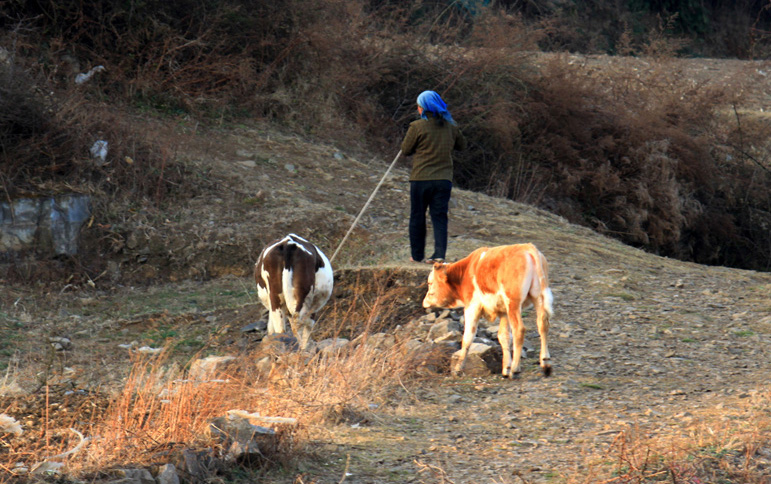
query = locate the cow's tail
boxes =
[527,245,552,315]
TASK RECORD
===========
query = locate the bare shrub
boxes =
[523,1,771,58]
[3,0,769,273]
[0,53,199,204]
[484,50,771,270]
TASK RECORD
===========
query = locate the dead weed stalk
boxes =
[573,388,771,484]
[45,314,436,478]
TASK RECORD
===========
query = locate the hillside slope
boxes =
[1,118,769,482]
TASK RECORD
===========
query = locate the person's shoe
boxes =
[410,257,424,263]
[425,258,444,264]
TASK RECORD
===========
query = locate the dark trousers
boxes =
[409,180,452,261]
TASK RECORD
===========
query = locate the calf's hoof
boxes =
[541,363,552,377]
[451,362,466,376]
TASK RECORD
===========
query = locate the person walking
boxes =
[401,90,467,264]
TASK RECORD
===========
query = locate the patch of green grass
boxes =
[242,196,263,205]
[580,382,604,390]
[681,337,696,343]
[173,338,205,353]
[608,292,635,301]
[62,279,258,321]
[700,445,735,459]
[145,326,179,345]
[542,470,563,481]
[733,330,755,337]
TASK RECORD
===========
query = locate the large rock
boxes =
[209,414,278,464]
[451,342,503,377]
[427,319,462,343]
[259,333,300,354]
[316,337,350,356]
[0,193,91,257]
[155,464,180,484]
[188,356,237,381]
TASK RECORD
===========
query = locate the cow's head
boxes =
[422,262,457,309]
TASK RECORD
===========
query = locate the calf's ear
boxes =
[433,263,448,281]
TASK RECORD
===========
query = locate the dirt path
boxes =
[308,258,769,483]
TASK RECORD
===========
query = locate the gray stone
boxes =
[363,332,396,350]
[209,415,277,463]
[317,337,350,355]
[428,319,462,343]
[49,336,72,351]
[188,355,237,381]
[112,468,155,484]
[178,449,216,483]
[155,464,179,484]
[0,193,91,257]
[451,343,502,377]
[241,320,267,333]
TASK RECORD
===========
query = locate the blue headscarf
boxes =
[417,90,456,125]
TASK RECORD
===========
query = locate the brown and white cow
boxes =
[422,243,554,377]
[254,234,334,350]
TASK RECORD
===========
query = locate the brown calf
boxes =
[422,243,554,377]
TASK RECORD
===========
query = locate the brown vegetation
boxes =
[2,0,769,273]
[0,4,769,480]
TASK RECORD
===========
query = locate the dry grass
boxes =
[0,268,447,482]
[0,338,440,482]
[4,347,768,483]
[572,389,771,484]
[412,388,771,484]
[3,0,770,274]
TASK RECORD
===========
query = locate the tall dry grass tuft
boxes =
[265,339,438,424]
[572,388,771,484]
[56,324,441,478]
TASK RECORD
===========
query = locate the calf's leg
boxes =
[497,315,513,377]
[291,303,317,350]
[454,305,481,375]
[509,305,526,376]
[534,297,552,376]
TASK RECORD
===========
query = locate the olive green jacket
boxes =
[401,117,467,181]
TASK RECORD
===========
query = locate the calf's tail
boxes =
[527,246,552,312]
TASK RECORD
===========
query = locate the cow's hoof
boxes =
[542,365,552,377]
